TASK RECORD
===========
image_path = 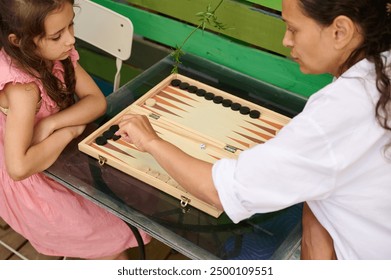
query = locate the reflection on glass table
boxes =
[45,53,308,260]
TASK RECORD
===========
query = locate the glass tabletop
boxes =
[45,53,308,260]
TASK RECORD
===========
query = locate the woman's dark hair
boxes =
[298,0,391,135]
[0,0,76,110]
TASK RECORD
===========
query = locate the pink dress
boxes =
[0,48,150,258]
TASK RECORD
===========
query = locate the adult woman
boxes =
[116,0,390,259]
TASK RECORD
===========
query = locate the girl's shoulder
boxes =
[0,49,39,92]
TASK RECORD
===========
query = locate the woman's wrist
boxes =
[144,137,166,155]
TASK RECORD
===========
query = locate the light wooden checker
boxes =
[78,74,291,217]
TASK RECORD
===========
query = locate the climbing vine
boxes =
[171,0,227,73]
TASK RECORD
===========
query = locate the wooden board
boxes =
[78,74,291,217]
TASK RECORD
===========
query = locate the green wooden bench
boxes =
[79,0,332,98]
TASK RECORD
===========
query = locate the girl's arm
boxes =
[4,82,85,181]
[116,114,224,209]
[53,62,107,126]
[32,62,107,143]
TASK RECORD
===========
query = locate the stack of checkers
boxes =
[170,79,261,119]
[95,124,121,146]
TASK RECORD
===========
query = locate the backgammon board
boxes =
[78,74,291,217]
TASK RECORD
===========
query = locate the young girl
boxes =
[116,0,391,259]
[0,0,150,259]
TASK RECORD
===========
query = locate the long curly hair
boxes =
[0,0,76,110]
[298,0,391,134]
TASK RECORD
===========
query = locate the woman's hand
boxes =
[116,113,221,208]
[116,114,161,152]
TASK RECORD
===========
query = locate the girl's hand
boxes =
[32,118,85,145]
[66,124,87,139]
[32,116,85,144]
[116,114,160,152]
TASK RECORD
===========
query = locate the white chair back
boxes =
[74,0,134,91]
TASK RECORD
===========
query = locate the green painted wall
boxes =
[246,0,282,11]
[124,0,287,57]
[84,0,332,98]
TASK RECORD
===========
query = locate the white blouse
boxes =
[212,51,391,259]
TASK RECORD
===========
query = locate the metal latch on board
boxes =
[180,196,191,214]
[180,196,191,208]
[98,155,107,166]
